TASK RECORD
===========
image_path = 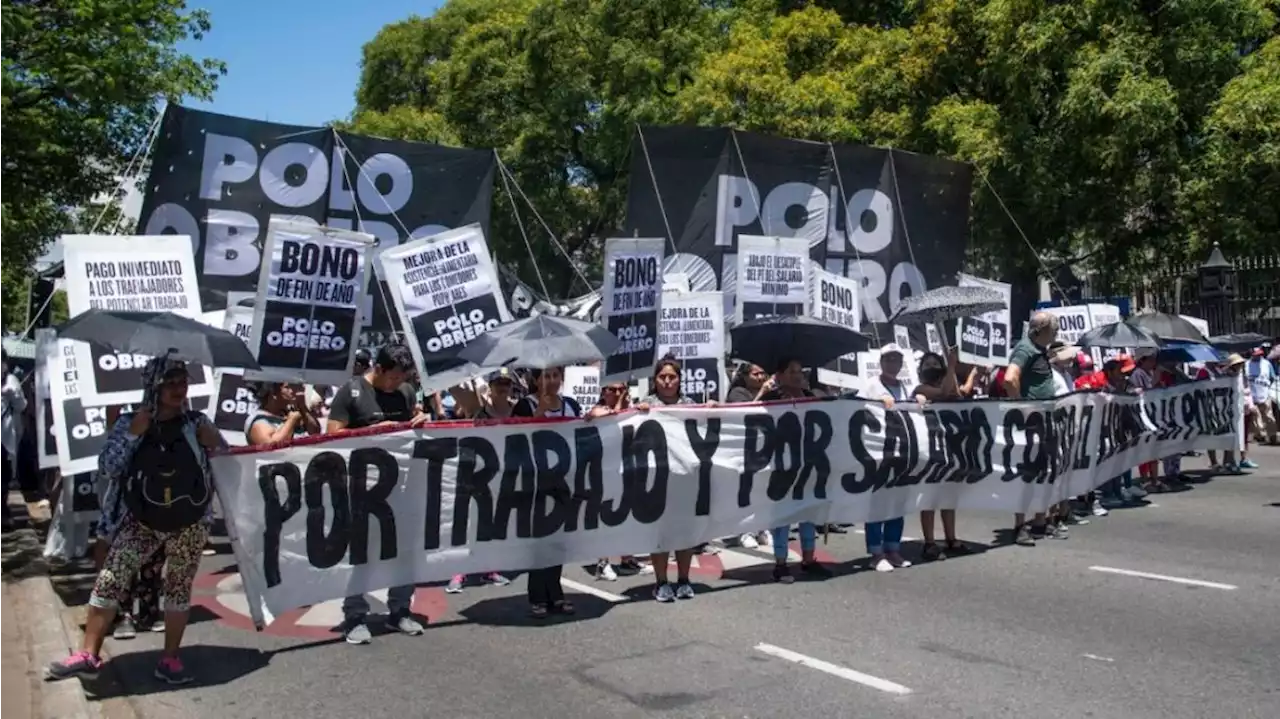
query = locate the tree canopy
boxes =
[352,0,1279,296]
[1,0,224,330]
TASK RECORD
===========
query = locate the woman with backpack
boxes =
[47,356,223,686]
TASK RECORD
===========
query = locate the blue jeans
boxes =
[865,517,904,555]
[343,585,414,623]
[772,522,816,561]
[1162,455,1182,477]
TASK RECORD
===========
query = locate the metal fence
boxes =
[1120,253,1280,339]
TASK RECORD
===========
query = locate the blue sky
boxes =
[177,0,445,127]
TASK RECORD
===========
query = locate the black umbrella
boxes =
[1125,313,1208,343]
[887,286,1008,326]
[56,309,261,370]
[1208,332,1269,353]
[729,315,871,371]
[456,315,619,369]
[1076,321,1161,350]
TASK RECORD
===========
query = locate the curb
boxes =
[17,574,96,719]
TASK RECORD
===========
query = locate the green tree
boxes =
[1,0,225,329]
[352,0,1279,297]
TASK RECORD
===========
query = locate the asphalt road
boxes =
[81,449,1280,719]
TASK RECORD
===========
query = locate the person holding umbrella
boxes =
[859,345,914,571]
[46,357,223,685]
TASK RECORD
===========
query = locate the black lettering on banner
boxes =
[495,434,535,540]
[843,408,880,494]
[530,429,572,538]
[882,411,920,489]
[280,240,360,280]
[621,419,669,524]
[413,438,456,550]
[738,414,775,507]
[1001,409,1051,485]
[800,410,833,499]
[347,447,399,565]
[1073,405,1094,470]
[569,427,607,531]
[304,452,351,569]
[453,436,497,544]
[685,418,721,517]
[766,412,802,502]
[259,462,302,587]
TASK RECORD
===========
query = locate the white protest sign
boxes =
[601,238,664,382]
[60,234,213,406]
[34,329,59,470]
[655,291,726,402]
[1041,304,1123,365]
[954,273,1012,367]
[809,266,862,388]
[735,235,810,323]
[563,366,601,411]
[857,349,920,392]
[376,224,511,392]
[211,306,258,445]
[247,219,374,386]
[214,378,1241,627]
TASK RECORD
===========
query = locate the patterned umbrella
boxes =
[1125,312,1208,343]
[887,286,1008,326]
[1077,321,1161,350]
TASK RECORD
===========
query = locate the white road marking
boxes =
[718,548,779,570]
[560,577,628,603]
[1088,566,1238,591]
[754,643,912,695]
[1083,653,1115,663]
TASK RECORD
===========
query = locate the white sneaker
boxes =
[873,557,894,572]
[596,560,618,582]
[1091,501,1109,517]
[887,553,912,569]
[756,530,773,547]
[738,533,759,549]
[637,563,655,575]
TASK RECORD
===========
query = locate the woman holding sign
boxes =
[513,366,582,618]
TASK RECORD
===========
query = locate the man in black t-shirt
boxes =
[327,344,430,645]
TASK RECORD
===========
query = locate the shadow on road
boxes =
[85,644,270,699]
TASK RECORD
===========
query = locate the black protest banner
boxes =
[602,238,665,382]
[377,224,511,389]
[214,377,1239,626]
[135,104,496,328]
[59,234,214,406]
[247,220,371,386]
[655,291,725,402]
[624,126,972,347]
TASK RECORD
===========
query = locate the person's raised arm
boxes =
[450,382,482,418]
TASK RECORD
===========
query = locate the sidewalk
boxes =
[1,495,97,719]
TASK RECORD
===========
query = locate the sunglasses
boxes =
[602,385,626,393]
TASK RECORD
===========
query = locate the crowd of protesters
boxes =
[28,319,1277,685]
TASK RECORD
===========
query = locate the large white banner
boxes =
[954,273,1012,367]
[377,224,511,392]
[601,238,665,383]
[655,291,726,402]
[734,235,809,323]
[214,378,1239,627]
[61,234,213,406]
[247,219,374,386]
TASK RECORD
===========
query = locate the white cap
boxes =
[879,343,905,358]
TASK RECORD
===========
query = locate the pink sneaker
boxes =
[45,650,103,681]
[154,654,192,685]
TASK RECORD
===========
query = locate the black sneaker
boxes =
[772,564,796,584]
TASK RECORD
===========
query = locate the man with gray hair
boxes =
[1002,311,1060,546]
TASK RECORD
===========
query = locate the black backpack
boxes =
[123,413,211,532]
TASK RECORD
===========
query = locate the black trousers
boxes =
[526,565,564,606]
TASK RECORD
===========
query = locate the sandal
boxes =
[529,603,549,619]
[921,543,946,561]
[552,600,576,615]
[945,541,971,555]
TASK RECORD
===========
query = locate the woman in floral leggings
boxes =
[47,357,222,685]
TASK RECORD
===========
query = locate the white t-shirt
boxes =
[1,373,26,453]
[1051,368,1072,397]
[863,376,908,402]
